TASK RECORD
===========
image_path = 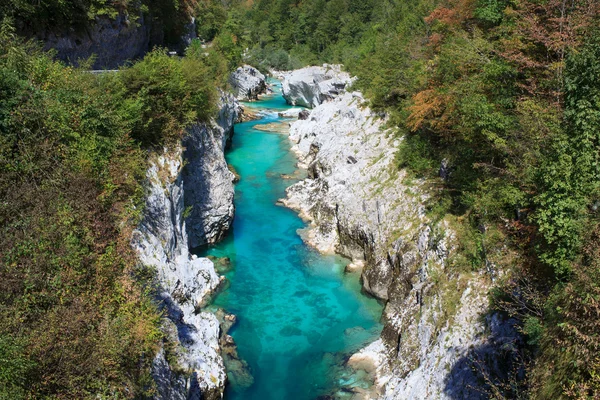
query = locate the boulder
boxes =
[281,64,353,108]
[229,65,267,101]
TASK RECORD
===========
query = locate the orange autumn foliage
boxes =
[406,89,454,133]
[424,0,476,27]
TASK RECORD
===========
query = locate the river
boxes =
[201,79,382,400]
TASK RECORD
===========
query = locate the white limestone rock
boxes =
[184,91,239,249]
[132,93,240,400]
[281,64,353,108]
[283,90,427,284]
[229,65,267,101]
[277,107,305,119]
[282,85,515,399]
[132,148,227,400]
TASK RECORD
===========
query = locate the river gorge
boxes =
[202,80,383,399]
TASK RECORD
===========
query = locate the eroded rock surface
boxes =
[283,87,513,399]
[281,64,352,108]
[132,149,226,400]
[229,65,267,101]
[38,12,154,69]
[184,91,239,249]
[132,94,239,400]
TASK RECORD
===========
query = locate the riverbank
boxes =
[280,65,513,399]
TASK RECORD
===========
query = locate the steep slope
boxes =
[183,91,239,249]
[132,93,239,399]
[39,12,153,69]
[282,68,515,399]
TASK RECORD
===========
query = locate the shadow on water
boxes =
[197,79,383,400]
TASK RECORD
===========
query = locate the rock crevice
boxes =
[132,92,239,400]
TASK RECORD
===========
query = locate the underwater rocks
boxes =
[281,64,353,108]
[229,65,267,101]
[237,105,262,122]
[212,309,254,390]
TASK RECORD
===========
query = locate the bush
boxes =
[0,24,223,399]
[120,49,216,147]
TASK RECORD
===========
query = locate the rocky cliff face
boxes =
[184,91,239,249]
[132,94,239,400]
[281,64,353,108]
[38,12,155,69]
[132,149,226,400]
[229,65,267,101]
[282,71,511,399]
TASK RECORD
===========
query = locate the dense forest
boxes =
[1,0,600,398]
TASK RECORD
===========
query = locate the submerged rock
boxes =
[281,64,353,108]
[220,334,254,389]
[253,121,290,134]
[213,309,254,390]
[229,65,267,101]
[237,105,262,122]
[207,255,234,274]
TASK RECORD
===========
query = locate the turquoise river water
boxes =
[201,80,382,400]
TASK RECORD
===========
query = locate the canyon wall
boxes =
[183,91,239,250]
[132,92,239,400]
[282,67,516,399]
[38,12,156,69]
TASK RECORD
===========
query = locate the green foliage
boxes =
[475,0,509,25]
[246,45,305,71]
[396,132,439,176]
[0,21,224,398]
[0,336,33,400]
[532,226,600,399]
[1,0,197,45]
[214,31,243,70]
[523,316,543,346]
[535,31,600,276]
[195,0,228,41]
[119,49,216,146]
